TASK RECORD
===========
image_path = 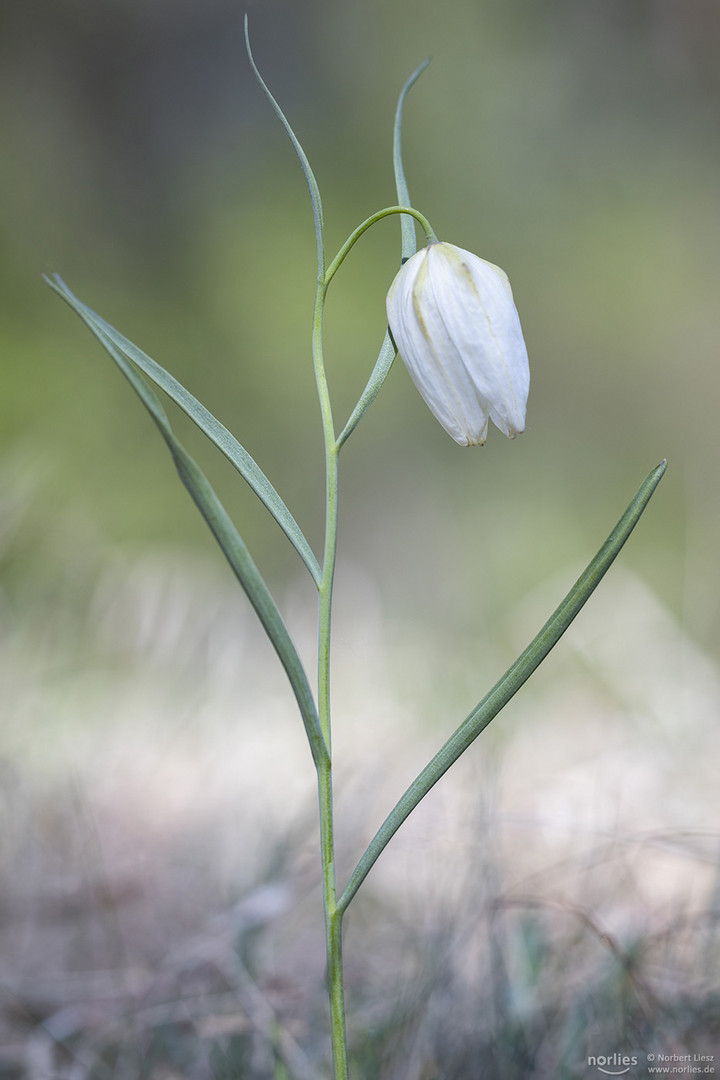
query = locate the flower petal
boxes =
[386,241,529,445]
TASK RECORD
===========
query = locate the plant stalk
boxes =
[312,275,349,1078]
[318,757,348,1080]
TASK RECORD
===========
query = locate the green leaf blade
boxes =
[48,277,328,768]
[168,438,328,770]
[46,275,322,586]
[336,332,396,450]
[338,460,667,911]
[244,16,324,275]
[336,61,430,450]
[394,58,429,264]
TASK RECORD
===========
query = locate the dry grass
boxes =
[2,491,720,1078]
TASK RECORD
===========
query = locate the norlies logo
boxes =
[588,1053,639,1075]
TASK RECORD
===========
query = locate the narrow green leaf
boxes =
[46,275,322,586]
[394,58,430,264]
[48,280,328,768]
[167,440,328,770]
[335,332,395,451]
[338,461,667,911]
[336,61,430,450]
[244,15,325,275]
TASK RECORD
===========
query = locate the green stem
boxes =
[312,200,434,1080]
[312,274,348,1077]
[318,758,348,1080]
[324,205,436,288]
[313,282,337,749]
[311,203,437,1077]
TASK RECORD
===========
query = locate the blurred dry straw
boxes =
[1,477,719,1078]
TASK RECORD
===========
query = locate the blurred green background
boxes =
[2,0,719,650]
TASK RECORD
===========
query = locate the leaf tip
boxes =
[243,13,252,59]
[651,458,668,485]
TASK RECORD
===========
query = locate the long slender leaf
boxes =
[335,332,396,451]
[338,460,667,911]
[46,275,321,586]
[394,58,430,264]
[48,279,328,768]
[244,16,324,275]
[336,61,429,450]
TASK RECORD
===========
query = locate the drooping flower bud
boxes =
[386,241,530,446]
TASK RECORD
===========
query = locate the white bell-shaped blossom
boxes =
[386,241,530,446]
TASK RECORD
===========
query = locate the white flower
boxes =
[386,241,530,446]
